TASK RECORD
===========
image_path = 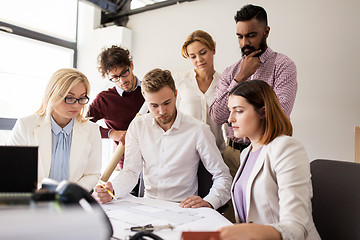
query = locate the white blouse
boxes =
[174,70,225,152]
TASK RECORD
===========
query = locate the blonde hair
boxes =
[181,30,216,58]
[36,68,90,123]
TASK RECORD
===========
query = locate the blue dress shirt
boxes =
[115,76,141,96]
[49,117,73,182]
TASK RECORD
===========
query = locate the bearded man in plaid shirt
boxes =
[209,4,297,178]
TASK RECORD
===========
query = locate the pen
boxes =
[126,224,175,232]
[98,180,117,200]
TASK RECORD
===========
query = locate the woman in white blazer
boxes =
[7,68,102,191]
[219,80,320,240]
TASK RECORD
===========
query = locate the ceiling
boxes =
[82,0,196,26]
[131,0,168,9]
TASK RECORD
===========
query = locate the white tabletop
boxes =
[102,194,233,240]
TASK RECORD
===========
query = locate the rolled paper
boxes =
[100,143,125,182]
[99,102,147,182]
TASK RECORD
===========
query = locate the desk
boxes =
[0,203,110,240]
[102,194,232,240]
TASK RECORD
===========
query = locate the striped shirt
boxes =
[209,47,297,142]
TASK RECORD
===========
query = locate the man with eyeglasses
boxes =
[88,45,145,169]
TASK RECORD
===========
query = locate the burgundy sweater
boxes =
[88,86,145,141]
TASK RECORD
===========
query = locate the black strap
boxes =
[129,231,164,240]
[228,139,250,151]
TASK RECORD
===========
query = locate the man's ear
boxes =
[174,89,178,98]
[264,26,270,38]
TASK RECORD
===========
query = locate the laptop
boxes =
[0,146,38,205]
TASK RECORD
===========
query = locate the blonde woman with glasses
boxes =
[7,68,102,191]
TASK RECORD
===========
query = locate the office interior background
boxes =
[1,0,360,164]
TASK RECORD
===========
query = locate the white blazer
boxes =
[7,114,102,191]
[231,135,321,240]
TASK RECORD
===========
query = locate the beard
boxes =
[155,111,176,126]
[241,36,267,57]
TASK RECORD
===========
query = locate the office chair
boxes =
[310,159,360,240]
[197,161,228,213]
[197,161,213,199]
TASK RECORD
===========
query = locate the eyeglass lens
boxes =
[64,97,89,105]
[110,68,130,82]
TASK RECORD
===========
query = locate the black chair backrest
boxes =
[311,159,360,240]
[197,161,213,198]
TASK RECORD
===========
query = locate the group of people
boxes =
[7,4,321,240]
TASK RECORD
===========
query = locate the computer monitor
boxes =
[0,146,38,193]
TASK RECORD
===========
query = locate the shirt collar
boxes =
[151,109,182,132]
[115,76,141,96]
[170,110,181,130]
[51,117,74,135]
[258,47,273,63]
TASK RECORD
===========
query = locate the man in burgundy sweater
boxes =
[88,45,145,168]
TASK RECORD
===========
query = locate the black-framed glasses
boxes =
[109,68,130,82]
[64,96,89,105]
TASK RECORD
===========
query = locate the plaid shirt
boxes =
[209,47,297,142]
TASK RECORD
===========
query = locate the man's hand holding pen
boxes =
[92,181,116,204]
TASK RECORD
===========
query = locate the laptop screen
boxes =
[0,146,38,193]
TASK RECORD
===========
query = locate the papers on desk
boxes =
[102,194,232,240]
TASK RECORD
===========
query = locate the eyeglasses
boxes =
[109,68,130,82]
[64,96,89,105]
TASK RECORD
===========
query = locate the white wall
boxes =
[77,2,134,171]
[77,2,132,100]
[77,0,360,162]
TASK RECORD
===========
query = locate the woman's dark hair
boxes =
[229,80,292,144]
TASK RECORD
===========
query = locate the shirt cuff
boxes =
[204,194,221,210]
[227,78,241,92]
